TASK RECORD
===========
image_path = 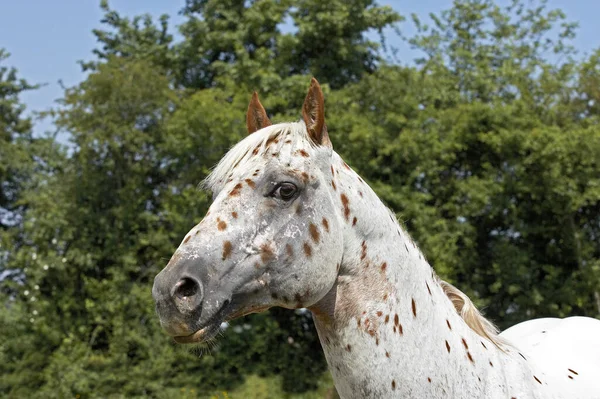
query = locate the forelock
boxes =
[202,121,312,192]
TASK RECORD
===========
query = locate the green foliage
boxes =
[1,0,599,397]
[0,49,37,229]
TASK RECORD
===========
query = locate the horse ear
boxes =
[302,78,332,147]
[246,92,272,134]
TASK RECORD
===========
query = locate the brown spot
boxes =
[343,162,351,170]
[284,139,292,144]
[260,243,275,264]
[254,262,261,269]
[359,191,363,197]
[445,340,451,353]
[489,361,493,367]
[217,220,227,231]
[568,368,578,375]
[385,315,390,324]
[229,183,243,196]
[309,223,320,243]
[245,178,256,188]
[301,172,309,182]
[385,351,390,358]
[426,282,432,295]
[346,344,351,352]
[427,377,432,383]
[394,314,399,326]
[376,311,383,317]
[568,375,574,380]
[411,298,417,317]
[481,341,488,350]
[360,240,367,260]
[322,217,329,232]
[286,244,293,257]
[252,147,259,155]
[330,166,335,175]
[331,180,337,191]
[375,337,379,345]
[352,216,357,226]
[340,193,350,221]
[447,319,452,330]
[383,293,388,301]
[222,241,232,260]
[195,230,200,235]
[467,352,474,363]
[462,338,469,350]
[391,380,396,390]
[534,376,542,384]
[398,323,403,334]
[183,235,191,243]
[303,243,312,257]
[297,149,309,157]
[381,262,387,272]
[231,212,238,219]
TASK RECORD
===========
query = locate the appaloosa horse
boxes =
[153,78,600,398]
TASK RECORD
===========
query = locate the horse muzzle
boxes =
[152,252,232,342]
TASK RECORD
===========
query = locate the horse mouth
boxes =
[172,301,231,344]
[171,303,271,344]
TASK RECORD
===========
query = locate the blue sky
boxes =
[1,0,599,137]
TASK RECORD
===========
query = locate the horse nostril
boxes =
[174,277,200,299]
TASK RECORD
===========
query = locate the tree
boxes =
[0,49,37,230]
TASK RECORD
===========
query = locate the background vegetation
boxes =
[1,0,599,397]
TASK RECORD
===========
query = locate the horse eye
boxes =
[273,183,298,201]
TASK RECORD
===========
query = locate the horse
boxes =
[152,78,600,398]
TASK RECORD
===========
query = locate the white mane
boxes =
[203,121,312,192]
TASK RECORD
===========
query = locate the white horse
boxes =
[152,78,600,398]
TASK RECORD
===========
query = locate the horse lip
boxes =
[173,323,220,344]
[171,300,231,344]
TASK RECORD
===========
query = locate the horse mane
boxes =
[203,121,310,192]
[436,277,508,350]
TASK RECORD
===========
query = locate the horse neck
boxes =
[309,154,534,398]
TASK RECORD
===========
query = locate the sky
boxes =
[1,0,599,137]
